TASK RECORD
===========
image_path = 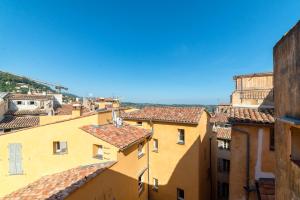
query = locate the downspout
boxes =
[232,127,251,200]
[147,120,153,200]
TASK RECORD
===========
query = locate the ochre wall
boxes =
[229,125,275,200]
[66,138,149,200]
[274,21,300,199]
[124,111,212,200]
[0,112,114,197]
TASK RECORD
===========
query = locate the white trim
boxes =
[255,128,275,180]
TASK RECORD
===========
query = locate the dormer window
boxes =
[53,141,68,154]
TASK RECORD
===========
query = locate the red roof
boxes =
[81,123,151,150]
[121,106,204,125]
[228,107,274,125]
[0,116,39,130]
[214,127,231,140]
[5,109,48,116]
[2,162,116,200]
[210,113,229,123]
[54,104,91,115]
[8,94,53,101]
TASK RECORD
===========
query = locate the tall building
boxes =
[121,106,213,200]
[274,20,300,199]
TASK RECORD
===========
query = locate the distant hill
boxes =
[121,102,216,112]
[0,71,77,102]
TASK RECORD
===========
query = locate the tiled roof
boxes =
[121,106,204,125]
[0,116,39,129]
[5,109,48,116]
[54,104,90,115]
[228,107,274,124]
[233,72,273,79]
[8,94,53,101]
[81,123,152,150]
[257,178,275,200]
[2,162,116,200]
[210,113,229,123]
[214,127,231,140]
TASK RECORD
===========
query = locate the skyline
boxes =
[0,0,299,104]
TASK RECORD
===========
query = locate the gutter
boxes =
[232,127,253,200]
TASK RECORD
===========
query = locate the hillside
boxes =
[0,71,76,102]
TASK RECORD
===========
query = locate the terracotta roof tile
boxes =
[121,106,204,124]
[210,113,229,123]
[258,178,275,200]
[5,109,48,116]
[81,123,151,150]
[8,94,53,101]
[228,107,274,124]
[0,116,39,129]
[54,104,90,115]
[2,162,116,200]
[214,127,231,140]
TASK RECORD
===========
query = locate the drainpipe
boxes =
[232,127,251,200]
[147,120,153,200]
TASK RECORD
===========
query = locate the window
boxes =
[218,182,229,198]
[178,129,185,144]
[29,101,35,105]
[16,101,22,105]
[291,127,300,166]
[218,159,230,173]
[218,139,230,150]
[53,141,68,154]
[138,142,144,158]
[8,143,23,175]
[153,139,158,152]
[177,188,184,200]
[153,178,158,191]
[136,121,143,126]
[269,128,275,151]
[138,173,144,194]
[93,144,103,160]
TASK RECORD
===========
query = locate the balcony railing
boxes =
[235,89,273,100]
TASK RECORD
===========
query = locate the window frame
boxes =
[153,139,158,152]
[177,188,184,200]
[93,144,103,160]
[177,129,185,145]
[269,127,275,151]
[136,121,143,126]
[53,141,68,155]
[153,178,158,191]
[16,101,23,105]
[138,173,144,194]
[29,101,35,105]
[138,142,145,158]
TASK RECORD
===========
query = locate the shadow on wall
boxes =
[259,89,274,108]
[65,127,213,200]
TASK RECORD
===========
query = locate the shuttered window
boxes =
[8,143,23,175]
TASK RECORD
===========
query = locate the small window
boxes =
[29,101,35,105]
[269,128,275,151]
[17,101,22,105]
[138,173,144,194]
[291,127,300,166]
[53,141,68,154]
[218,159,230,173]
[178,129,185,144]
[93,144,103,160]
[177,188,184,200]
[153,139,158,152]
[138,142,144,158]
[136,121,143,126]
[153,178,158,191]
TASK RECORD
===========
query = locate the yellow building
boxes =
[273,20,300,199]
[2,121,151,200]
[228,107,275,200]
[121,106,212,200]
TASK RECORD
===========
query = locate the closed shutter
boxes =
[8,144,16,175]
[8,143,22,175]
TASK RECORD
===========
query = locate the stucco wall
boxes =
[229,125,275,200]
[0,112,114,197]
[274,21,300,199]
[66,140,149,200]
[124,111,212,200]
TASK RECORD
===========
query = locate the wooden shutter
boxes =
[8,143,22,175]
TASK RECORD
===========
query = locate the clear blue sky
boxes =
[0,0,299,104]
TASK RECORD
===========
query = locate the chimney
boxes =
[72,103,83,117]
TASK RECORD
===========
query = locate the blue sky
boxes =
[0,0,299,104]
